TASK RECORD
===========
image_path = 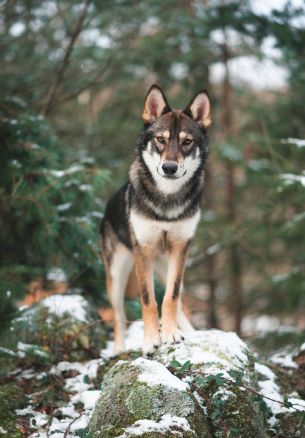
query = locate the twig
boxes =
[41,0,90,116]
[192,370,305,412]
[63,414,82,438]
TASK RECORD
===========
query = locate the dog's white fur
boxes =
[142,144,202,195]
[130,209,200,246]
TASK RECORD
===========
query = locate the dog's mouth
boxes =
[157,168,187,180]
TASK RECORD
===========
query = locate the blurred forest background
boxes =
[1,0,305,340]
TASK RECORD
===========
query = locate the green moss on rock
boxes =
[90,330,270,437]
[90,359,210,437]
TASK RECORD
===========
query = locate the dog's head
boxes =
[140,85,211,191]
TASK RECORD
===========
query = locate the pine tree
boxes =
[0,99,108,332]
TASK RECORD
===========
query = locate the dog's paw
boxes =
[160,328,184,345]
[143,334,161,356]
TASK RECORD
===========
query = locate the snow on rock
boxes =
[91,323,267,437]
[89,353,211,438]
[40,294,88,322]
[134,357,188,391]
[156,329,250,378]
[117,414,193,437]
[105,322,250,379]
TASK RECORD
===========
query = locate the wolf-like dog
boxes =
[100,84,211,355]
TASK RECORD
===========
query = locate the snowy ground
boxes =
[13,320,305,437]
[14,323,145,437]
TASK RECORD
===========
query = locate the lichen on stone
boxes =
[90,357,210,437]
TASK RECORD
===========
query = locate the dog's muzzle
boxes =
[162,161,178,178]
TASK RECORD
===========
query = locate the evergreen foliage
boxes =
[0,0,304,333]
[0,101,108,331]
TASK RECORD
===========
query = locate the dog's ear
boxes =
[184,90,211,128]
[142,84,171,123]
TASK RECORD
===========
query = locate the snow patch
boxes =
[47,268,67,282]
[101,320,144,356]
[157,329,250,378]
[17,342,48,358]
[24,358,104,437]
[79,184,92,191]
[40,294,88,322]
[270,351,297,369]
[0,347,16,356]
[56,203,72,212]
[117,414,193,437]
[281,137,305,148]
[49,165,84,178]
[75,390,100,410]
[255,362,276,381]
[280,172,305,187]
[134,357,188,391]
[206,243,221,255]
[241,315,280,336]
[256,361,305,427]
[51,359,102,393]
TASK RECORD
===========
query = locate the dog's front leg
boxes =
[134,245,160,355]
[161,240,189,344]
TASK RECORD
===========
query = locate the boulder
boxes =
[12,294,107,362]
[90,329,267,437]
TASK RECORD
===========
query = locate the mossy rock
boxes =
[90,330,267,437]
[90,358,210,437]
[153,330,267,437]
[9,294,108,363]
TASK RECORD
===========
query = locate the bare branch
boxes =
[41,0,90,116]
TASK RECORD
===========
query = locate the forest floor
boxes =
[1,295,305,437]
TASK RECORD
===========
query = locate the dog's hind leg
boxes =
[177,284,195,332]
[107,244,133,354]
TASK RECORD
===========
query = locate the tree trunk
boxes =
[222,41,243,335]
[204,162,219,328]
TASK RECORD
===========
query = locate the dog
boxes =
[100,84,211,355]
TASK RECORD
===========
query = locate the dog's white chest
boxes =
[130,209,200,246]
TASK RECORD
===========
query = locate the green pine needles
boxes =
[0,102,109,333]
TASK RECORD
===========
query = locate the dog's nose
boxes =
[162,161,178,176]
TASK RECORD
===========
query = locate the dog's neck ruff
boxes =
[129,158,204,222]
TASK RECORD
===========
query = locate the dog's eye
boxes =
[183,138,193,146]
[156,136,165,144]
